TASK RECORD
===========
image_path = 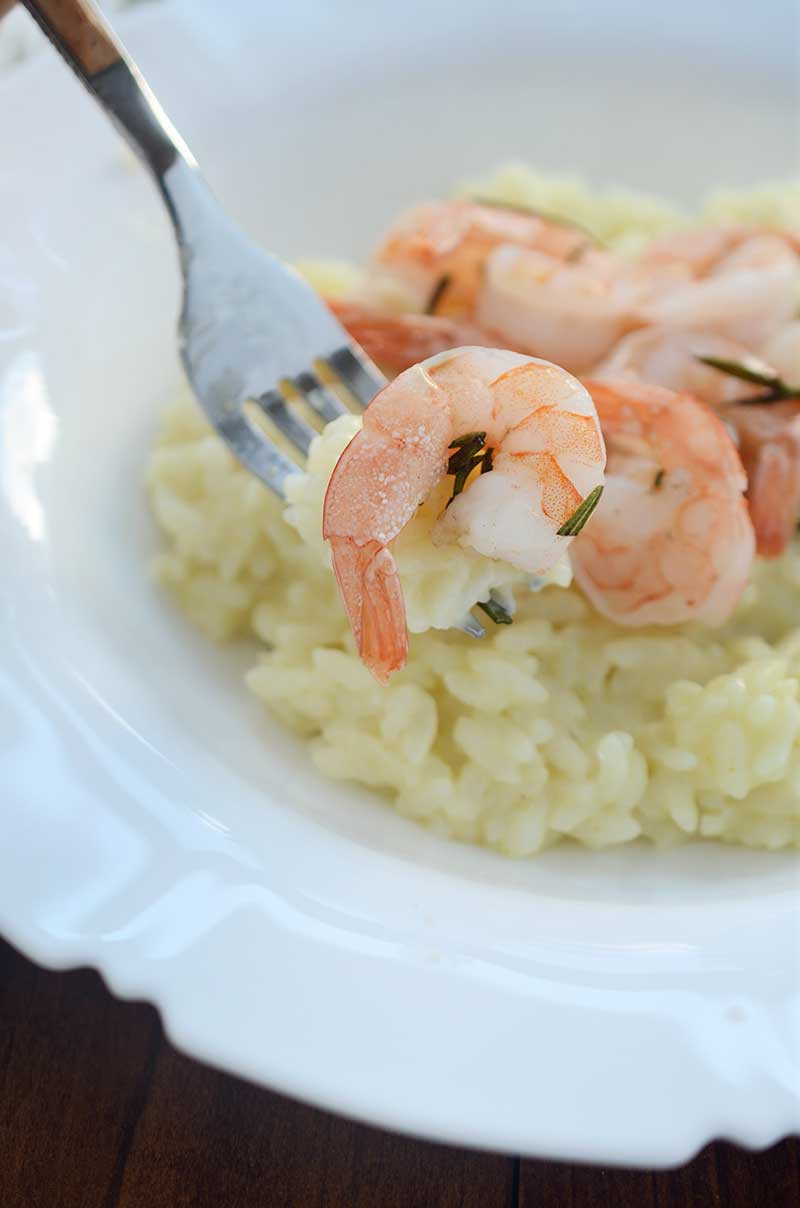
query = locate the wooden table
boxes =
[1,938,797,1208]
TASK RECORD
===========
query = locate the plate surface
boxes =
[1,0,798,1166]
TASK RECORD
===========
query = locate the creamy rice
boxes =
[148,166,800,855]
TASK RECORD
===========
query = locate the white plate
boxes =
[1,0,798,1167]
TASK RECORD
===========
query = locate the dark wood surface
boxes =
[1,937,797,1208]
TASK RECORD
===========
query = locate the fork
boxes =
[20,0,487,638]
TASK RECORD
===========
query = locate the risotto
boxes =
[148,165,800,855]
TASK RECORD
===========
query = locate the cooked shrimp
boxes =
[569,379,755,626]
[323,348,606,682]
[477,245,642,373]
[636,227,798,346]
[592,327,771,405]
[605,320,800,557]
[369,200,590,314]
[721,401,800,557]
[635,226,745,277]
[325,299,496,373]
[637,224,800,276]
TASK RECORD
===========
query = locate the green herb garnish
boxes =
[556,484,604,537]
[470,195,596,242]
[426,274,452,315]
[445,431,493,506]
[697,355,800,405]
[477,597,513,625]
[653,468,665,489]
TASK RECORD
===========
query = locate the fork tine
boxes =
[293,370,348,424]
[327,344,386,410]
[254,389,317,457]
[217,411,300,498]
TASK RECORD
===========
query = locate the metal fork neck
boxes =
[90,59,225,254]
[90,58,190,177]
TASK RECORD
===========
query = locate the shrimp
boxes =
[477,246,646,374]
[635,226,798,346]
[713,322,800,556]
[591,327,772,405]
[369,200,590,315]
[636,224,800,276]
[569,379,755,626]
[597,320,800,556]
[721,401,800,557]
[325,299,496,374]
[323,348,606,682]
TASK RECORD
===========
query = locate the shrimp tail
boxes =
[329,537,409,684]
[748,443,800,557]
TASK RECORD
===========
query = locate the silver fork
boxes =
[21,0,487,638]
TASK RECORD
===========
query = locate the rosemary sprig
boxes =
[653,468,665,489]
[696,356,783,388]
[448,431,486,448]
[697,355,800,405]
[469,195,597,243]
[426,274,452,315]
[477,597,513,625]
[445,431,492,506]
[556,485,604,537]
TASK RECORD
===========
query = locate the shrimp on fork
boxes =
[569,380,755,626]
[323,348,606,682]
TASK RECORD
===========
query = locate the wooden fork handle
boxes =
[21,0,222,272]
[24,0,120,76]
[21,0,198,183]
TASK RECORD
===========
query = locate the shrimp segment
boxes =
[636,224,800,276]
[570,379,755,626]
[370,200,589,314]
[477,246,642,373]
[635,228,798,346]
[323,348,606,682]
[594,321,800,557]
[721,401,800,558]
[325,299,496,373]
[591,328,767,405]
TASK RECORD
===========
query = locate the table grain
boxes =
[1,938,797,1208]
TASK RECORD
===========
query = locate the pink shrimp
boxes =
[636,224,800,276]
[477,245,645,373]
[323,348,606,682]
[722,401,800,558]
[635,226,798,347]
[325,299,496,373]
[369,200,591,315]
[595,321,800,556]
[591,327,773,405]
[570,379,755,626]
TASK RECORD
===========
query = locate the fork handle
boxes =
[23,0,119,73]
[22,0,192,179]
[21,0,229,252]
